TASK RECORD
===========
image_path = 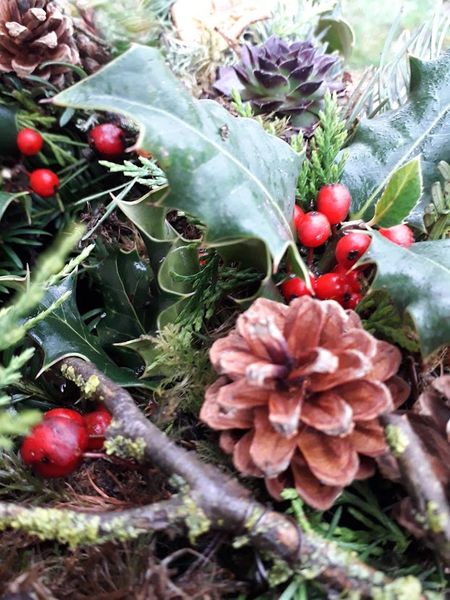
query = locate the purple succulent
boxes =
[214,36,344,129]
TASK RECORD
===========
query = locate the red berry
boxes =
[21,417,88,478]
[379,224,414,248]
[344,292,362,310]
[335,233,371,269]
[345,269,363,293]
[316,183,352,225]
[315,273,348,301]
[281,276,313,301]
[297,211,331,248]
[16,128,43,156]
[29,168,60,197]
[44,408,85,427]
[89,123,125,158]
[84,410,112,451]
[293,204,305,231]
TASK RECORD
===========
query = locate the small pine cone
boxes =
[73,7,110,74]
[0,0,80,86]
[200,297,410,510]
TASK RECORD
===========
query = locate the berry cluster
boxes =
[16,122,126,199]
[21,406,112,478]
[282,183,414,309]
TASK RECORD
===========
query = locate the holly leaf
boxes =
[92,249,153,345]
[371,156,423,227]
[0,105,18,156]
[364,233,450,356]
[53,44,305,274]
[28,275,153,388]
[342,52,450,228]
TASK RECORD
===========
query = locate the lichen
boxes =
[372,576,422,600]
[61,365,100,399]
[83,374,100,398]
[99,516,143,542]
[178,494,211,543]
[385,425,409,456]
[104,435,146,462]
[9,507,100,548]
[426,501,448,533]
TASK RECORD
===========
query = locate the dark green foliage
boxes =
[294,92,347,207]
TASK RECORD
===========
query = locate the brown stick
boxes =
[383,413,450,566]
[53,357,424,597]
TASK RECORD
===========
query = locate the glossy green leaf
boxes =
[371,156,423,227]
[28,274,153,388]
[342,52,450,228]
[53,44,304,273]
[92,249,153,345]
[363,233,450,356]
[0,105,18,156]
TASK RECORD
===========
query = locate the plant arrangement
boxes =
[0,0,449,598]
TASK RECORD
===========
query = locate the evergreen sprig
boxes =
[99,156,168,188]
[295,92,348,207]
[173,249,262,332]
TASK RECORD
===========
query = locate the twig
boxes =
[54,357,420,597]
[383,413,450,567]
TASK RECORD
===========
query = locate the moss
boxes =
[372,576,422,600]
[104,435,146,462]
[385,425,409,456]
[426,501,449,533]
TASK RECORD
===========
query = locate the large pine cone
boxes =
[0,0,80,86]
[200,297,410,510]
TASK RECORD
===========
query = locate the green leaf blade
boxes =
[364,233,450,356]
[372,156,423,227]
[29,275,154,388]
[53,45,303,272]
[343,52,450,228]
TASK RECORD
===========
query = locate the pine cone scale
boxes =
[201,297,409,509]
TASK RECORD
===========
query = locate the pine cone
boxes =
[73,6,110,75]
[200,297,409,510]
[0,0,80,86]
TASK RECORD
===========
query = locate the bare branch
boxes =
[383,413,450,566]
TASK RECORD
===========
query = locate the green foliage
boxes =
[120,323,214,418]
[53,45,305,276]
[370,157,423,227]
[99,156,167,188]
[295,92,347,206]
[357,291,419,353]
[29,274,153,388]
[174,250,262,332]
[363,233,450,356]
[342,52,450,227]
[91,248,154,345]
[425,160,450,240]
[0,224,87,447]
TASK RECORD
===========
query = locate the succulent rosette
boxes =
[214,36,344,129]
[200,297,409,509]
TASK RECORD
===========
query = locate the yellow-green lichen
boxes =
[385,425,409,456]
[99,516,143,542]
[372,576,422,600]
[60,365,100,400]
[178,494,211,543]
[426,501,449,533]
[10,507,100,548]
[83,375,100,398]
[104,435,146,462]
